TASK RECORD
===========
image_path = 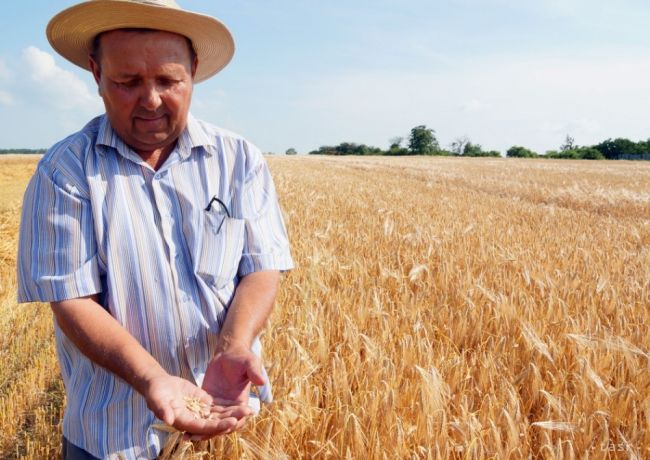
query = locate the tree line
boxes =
[506,135,650,160]
[0,148,47,154]
[287,126,650,160]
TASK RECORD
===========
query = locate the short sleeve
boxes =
[17,163,101,303]
[235,148,294,277]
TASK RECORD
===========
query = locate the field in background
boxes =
[1,155,649,458]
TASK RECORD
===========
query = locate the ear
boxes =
[88,55,102,86]
[191,56,198,80]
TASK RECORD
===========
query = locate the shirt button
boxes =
[193,367,199,373]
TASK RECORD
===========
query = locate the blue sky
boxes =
[1,0,650,154]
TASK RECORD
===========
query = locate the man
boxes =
[16,1,293,458]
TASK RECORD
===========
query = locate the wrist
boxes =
[216,333,251,354]
[133,362,168,396]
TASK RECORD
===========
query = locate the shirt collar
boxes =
[177,113,214,159]
[95,113,215,161]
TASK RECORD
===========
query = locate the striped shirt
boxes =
[17,114,294,459]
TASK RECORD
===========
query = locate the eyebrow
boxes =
[114,74,140,79]
[114,68,185,78]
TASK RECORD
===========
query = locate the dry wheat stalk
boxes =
[2,156,650,458]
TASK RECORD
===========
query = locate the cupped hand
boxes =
[202,345,266,407]
[144,374,252,437]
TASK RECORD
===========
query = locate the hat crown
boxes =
[47,0,235,83]
[91,0,181,8]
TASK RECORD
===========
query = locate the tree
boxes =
[576,147,604,160]
[461,142,501,157]
[463,142,482,156]
[408,125,439,155]
[560,135,576,152]
[309,142,382,156]
[389,136,403,150]
[546,149,579,159]
[639,140,650,158]
[285,148,297,155]
[594,138,643,159]
[506,146,537,158]
[450,136,470,155]
[386,137,409,155]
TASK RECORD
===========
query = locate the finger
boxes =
[187,415,238,436]
[208,404,252,423]
[246,362,266,386]
[232,415,250,432]
[184,419,241,442]
[212,397,248,407]
[206,417,238,436]
[183,433,212,442]
[210,399,241,414]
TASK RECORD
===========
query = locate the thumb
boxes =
[158,405,175,426]
[246,359,266,386]
[147,397,174,426]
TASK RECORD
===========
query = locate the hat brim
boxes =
[47,1,235,83]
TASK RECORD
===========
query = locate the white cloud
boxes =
[22,46,102,112]
[0,90,14,106]
[290,50,650,153]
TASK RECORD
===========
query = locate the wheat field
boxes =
[1,155,649,459]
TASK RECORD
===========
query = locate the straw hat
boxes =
[46,0,235,83]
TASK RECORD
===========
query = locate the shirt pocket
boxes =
[195,213,246,290]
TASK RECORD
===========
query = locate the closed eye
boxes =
[114,79,140,89]
[157,78,181,87]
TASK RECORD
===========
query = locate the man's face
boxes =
[89,30,197,156]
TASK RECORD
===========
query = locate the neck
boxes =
[136,143,175,170]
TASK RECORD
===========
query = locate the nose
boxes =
[140,82,162,110]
